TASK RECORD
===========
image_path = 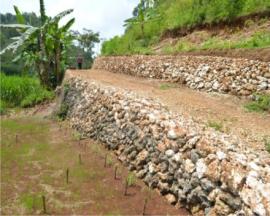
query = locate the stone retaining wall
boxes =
[61,77,270,215]
[93,55,270,96]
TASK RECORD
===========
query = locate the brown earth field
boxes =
[0,113,189,215]
[67,69,270,153]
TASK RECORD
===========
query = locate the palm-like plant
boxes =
[124,0,160,39]
[0,1,75,89]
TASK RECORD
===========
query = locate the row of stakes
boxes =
[15,129,149,215]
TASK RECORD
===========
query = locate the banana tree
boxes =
[0,5,74,89]
[124,0,160,39]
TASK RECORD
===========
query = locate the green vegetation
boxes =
[101,0,270,55]
[126,172,136,187]
[56,103,69,120]
[207,120,223,132]
[162,30,270,53]
[0,73,54,109]
[264,136,270,153]
[20,194,43,211]
[1,0,99,89]
[159,83,177,90]
[244,94,270,113]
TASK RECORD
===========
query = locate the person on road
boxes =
[77,55,83,69]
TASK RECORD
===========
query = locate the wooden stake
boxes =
[79,154,82,165]
[142,198,148,215]
[104,154,107,168]
[42,195,46,214]
[124,179,128,196]
[66,168,69,184]
[114,166,118,180]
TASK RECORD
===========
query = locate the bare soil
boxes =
[68,69,270,152]
[1,115,189,215]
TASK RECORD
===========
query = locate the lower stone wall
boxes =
[61,77,270,215]
[92,55,270,96]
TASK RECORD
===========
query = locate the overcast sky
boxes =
[1,0,139,53]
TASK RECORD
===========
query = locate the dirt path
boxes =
[67,69,270,152]
[1,115,188,215]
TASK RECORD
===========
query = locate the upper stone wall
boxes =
[93,55,270,96]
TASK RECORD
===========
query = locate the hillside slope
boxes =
[101,0,270,59]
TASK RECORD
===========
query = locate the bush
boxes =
[0,73,54,108]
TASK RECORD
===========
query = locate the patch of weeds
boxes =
[72,131,82,141]
[20,193,43,212]
[126,172,136,187]
[57,103,69,121]
[244,94,270,113]
[159,83,176,90]
[264,136,270,153]
[207,120,223,132]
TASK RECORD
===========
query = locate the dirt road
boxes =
[67,69,270,151]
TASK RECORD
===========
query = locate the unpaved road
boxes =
[67,69,270,151]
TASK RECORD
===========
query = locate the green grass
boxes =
[0,73,54,109]
[20,193,43,211]
[244,94,270,112]
[101,0,270,55]
[207,120,223,132]
[159,83,177,90]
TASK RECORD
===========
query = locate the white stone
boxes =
[196,159,207,179]
[216,151,226,160]
[173,152,182,162]
[167,129,177,140]
[165,149,175,158]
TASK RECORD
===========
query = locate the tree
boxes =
[0,1,75,89]
[74,29,100,65]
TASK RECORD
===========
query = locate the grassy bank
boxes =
[0,73,54,113]
[101,0,270,55]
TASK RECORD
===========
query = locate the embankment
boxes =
[60,76,270,215]
[93,55,270,96]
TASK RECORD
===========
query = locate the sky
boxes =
[1,0,139,53]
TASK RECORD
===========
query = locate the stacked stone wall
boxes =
[93,55,270,96]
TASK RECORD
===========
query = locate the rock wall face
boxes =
[93,55,270,96]
[62,77,270,215]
